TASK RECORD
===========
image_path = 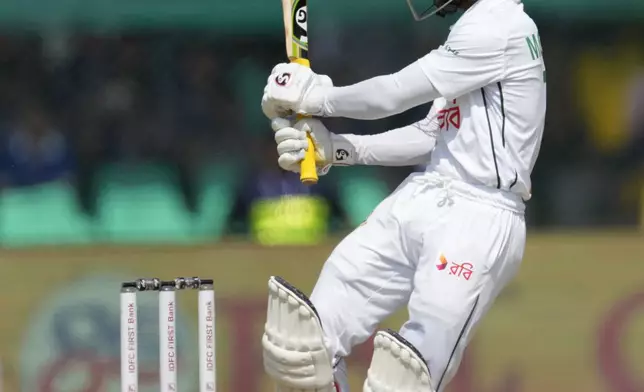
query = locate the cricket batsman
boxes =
[261,0,546,390]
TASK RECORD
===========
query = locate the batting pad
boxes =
[263,276,336,392]
[363,330,433,392]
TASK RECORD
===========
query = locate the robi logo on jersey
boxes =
[437,100,461,131]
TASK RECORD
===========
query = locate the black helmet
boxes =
[407,0,468,21]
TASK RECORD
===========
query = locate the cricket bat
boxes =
[281,0,318,185]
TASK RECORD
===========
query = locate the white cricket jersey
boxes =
[419,0,546,200]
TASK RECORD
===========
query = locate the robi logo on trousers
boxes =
[437,99,461,131]
[437,254,475,281]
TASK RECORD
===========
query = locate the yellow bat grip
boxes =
[291,58,318,186]
[299,124,318,185]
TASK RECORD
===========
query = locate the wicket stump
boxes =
[120,277,216,392]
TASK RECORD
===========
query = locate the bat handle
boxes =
[290,58,318,186]
[299,117,318,185]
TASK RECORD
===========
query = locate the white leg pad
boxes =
[263,276,335,392]
[363,330,434,392]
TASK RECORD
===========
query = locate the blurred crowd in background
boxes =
[0,16,642,245]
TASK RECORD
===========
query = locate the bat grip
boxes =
[290,58,318,185]
[299,116,318,185]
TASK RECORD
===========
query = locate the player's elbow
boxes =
[367,73,433,119]
[368,100,405,119]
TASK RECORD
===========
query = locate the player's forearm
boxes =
[317,61,441,120]
[331,124,436,167]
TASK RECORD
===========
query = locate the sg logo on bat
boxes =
[295,5,307,30]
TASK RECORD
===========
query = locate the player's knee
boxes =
[310,262,356,357]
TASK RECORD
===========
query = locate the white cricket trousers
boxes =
[310,172,526,392]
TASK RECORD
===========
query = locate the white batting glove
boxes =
[261,63,333,120]
[271,117,333,175]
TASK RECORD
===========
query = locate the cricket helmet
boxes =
[407,0,472,21]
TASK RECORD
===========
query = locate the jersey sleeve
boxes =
[319,61,441,120]
[418,20,507,100]
[329,101,445,167]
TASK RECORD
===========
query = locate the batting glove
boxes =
[271,117,334,175]
[262,63,333,120]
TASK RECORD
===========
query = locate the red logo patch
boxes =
[437,100,461,131]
